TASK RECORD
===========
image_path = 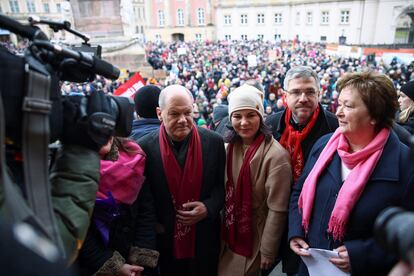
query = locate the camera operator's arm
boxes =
[50,145,100,262]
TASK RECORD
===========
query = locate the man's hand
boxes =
[260,254,274,270]
[289,237,310,257]
[118,264,144,276]
[176,201,208,225]
[330,245,351,273]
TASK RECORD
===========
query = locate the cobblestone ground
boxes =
[269,263,285,276]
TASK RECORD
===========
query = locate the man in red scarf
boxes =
[264,66,338,276]
[136,85,225,276]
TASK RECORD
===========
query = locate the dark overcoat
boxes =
[265,105,339,163]
[288,131,414,276]
[137,127,225,276]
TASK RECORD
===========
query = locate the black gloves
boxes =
[61,91,116,151]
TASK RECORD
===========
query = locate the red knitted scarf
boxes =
[159,123,203,259]
[280,107,320,181]
[222,134,265,257]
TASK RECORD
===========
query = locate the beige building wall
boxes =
[1,0,74,41]
[216,0,414,45]
[146,0,217,42]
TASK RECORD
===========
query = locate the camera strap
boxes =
[20,65,65,256]
[0,85,52,250]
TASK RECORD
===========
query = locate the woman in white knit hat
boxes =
[218,84,292,276]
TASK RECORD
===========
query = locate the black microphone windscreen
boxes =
[93,57,120,80]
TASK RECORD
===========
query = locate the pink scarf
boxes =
[98,141,146,205]
[298,128,390,241]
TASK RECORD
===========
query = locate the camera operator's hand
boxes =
[61,91,115,151]
[389,261,414,276]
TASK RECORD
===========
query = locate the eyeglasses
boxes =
[286,88,318,98]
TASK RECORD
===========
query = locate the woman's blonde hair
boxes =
[399,102,414,123]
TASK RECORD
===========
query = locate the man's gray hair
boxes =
[158,84,194,109]
[283,66,320,91]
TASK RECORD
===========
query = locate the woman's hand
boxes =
[329,245,351,273]
[260,254,274,270]
[117,264,144,276]
[289,237,310,256]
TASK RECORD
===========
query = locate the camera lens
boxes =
[374,207,414,264]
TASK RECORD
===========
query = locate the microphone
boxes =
[33,40,120,80]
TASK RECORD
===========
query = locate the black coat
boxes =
[265,105,339,163]
[137,127,225,276]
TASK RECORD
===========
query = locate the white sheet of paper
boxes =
[300,248,350,276]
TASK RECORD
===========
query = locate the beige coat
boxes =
[218,138,292,276]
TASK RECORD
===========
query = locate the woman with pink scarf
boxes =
[288,72,414,276]
[77,137,158,276]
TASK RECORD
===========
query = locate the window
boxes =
[155,34,161,42]
[177,9,184,26]
[274,34,281,40]
[224,15,232,25]
[136,26,140,33]
[241,34,247,40]
[9,0,19,13]
[257,13,265,24]
[43,2,50,13]
[240,14,248,25]
[274,13,282,24]
[197,8,205,25]
[258,34,264,40]
[134,7,140,19]
[158,10,165,26]
[195,34,202,41]
[321,11,329,24]
[26,0,36,13]
[320,35,327,42]
[340,10,350,24]
[56,3,61,12]
[295,11,300,25]
[306,11,313,25]
[224,34,232,40]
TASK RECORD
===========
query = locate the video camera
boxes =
[0,14,134,145]
[374,207,414,267]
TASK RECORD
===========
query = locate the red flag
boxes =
[114,72,145,98]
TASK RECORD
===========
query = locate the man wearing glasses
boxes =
[264,65,338,276]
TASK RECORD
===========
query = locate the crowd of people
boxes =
[144,40,414,127]
[3,37,414,276]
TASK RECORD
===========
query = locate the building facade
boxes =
[0,0,73,41]
[145,0,217,42]
[216,0,414,45]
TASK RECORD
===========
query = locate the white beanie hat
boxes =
[228,84,264,120]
